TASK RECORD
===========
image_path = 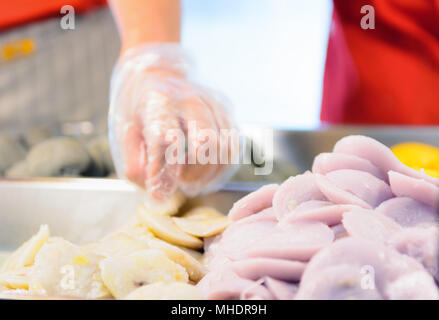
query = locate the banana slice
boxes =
[124,281,201,300]
[143,190,186,216]
[182,206,224,220]
[84,232,150,258]
[99,249,188,299]
[138,207,203,249]
[172,216,229,238]
[29,237,110,299]
[146,238,206,282]
[2,225,49,271]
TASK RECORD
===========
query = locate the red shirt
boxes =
[0,0,106,30]
[321,0,439,125]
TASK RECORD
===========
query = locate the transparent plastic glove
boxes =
[109,43,238,200]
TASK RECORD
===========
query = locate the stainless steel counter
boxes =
[271,125,439,173]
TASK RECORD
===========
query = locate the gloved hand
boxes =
[109,43,237,200]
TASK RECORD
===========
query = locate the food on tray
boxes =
[0,196,222,299]
[3,134,439,300]
[139,208,204,249]
[0,130,115,178]
[1,225,49,272]
[100,249,188,298]
[199,135,439,300]
[0,130,295,183]
[124,281,201,300]
[29,237,111,299]
[171,207,229,238]
[18,137,91,177]
[392,142,439,178]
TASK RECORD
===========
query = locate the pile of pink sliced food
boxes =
[198,135,439,300]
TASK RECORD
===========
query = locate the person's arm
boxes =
[109,0,181,54]
[108,0,235,200]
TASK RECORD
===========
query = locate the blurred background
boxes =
[0,0,331,180]
[183,0,332,129]
[0,0,332,134]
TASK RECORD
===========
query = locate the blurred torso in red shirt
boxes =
[321,0,439,125]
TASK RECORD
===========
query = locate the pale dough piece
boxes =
[124,282,201,300]
[2,225,49,272]
[29,237,110,299]
[99,249,188,299]
[119,213,155,239]
[143,191,186,216]
[146,238,206,282]
[84,232,150,258]
[138,207,203,249]
[172,216,229,238]
[0,267,31,290]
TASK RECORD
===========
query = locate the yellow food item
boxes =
[146,238,206,282]
[84,232,150,258]
[172,216,229,238]
[392,142,439,178]
[138,207,203,249]
[99,249,188,299]
[119,214,155,239]
[124,281,201,300]
[0,267,31,290]
[0,195,227,300]
[29,237,110,299]
[2,225,49,272]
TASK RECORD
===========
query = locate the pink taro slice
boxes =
[342,208,402,244]
[314,173,372,209]
[333,135,439,187]
[325,169,393,208]
[197,268,273,300]
[263,277,298,300]
[228,184,279,221]
[282,200,357,226]
[246,221,334,261]
[230,258,306,282]
[296,237,439,300]
[388,171,439,209]
[273,171,326,220]
[312,152,386,181]
[388,225,439,281]
[210,218,277,261]
[376,197,438,227]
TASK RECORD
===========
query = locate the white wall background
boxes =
[182,0,332,129]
